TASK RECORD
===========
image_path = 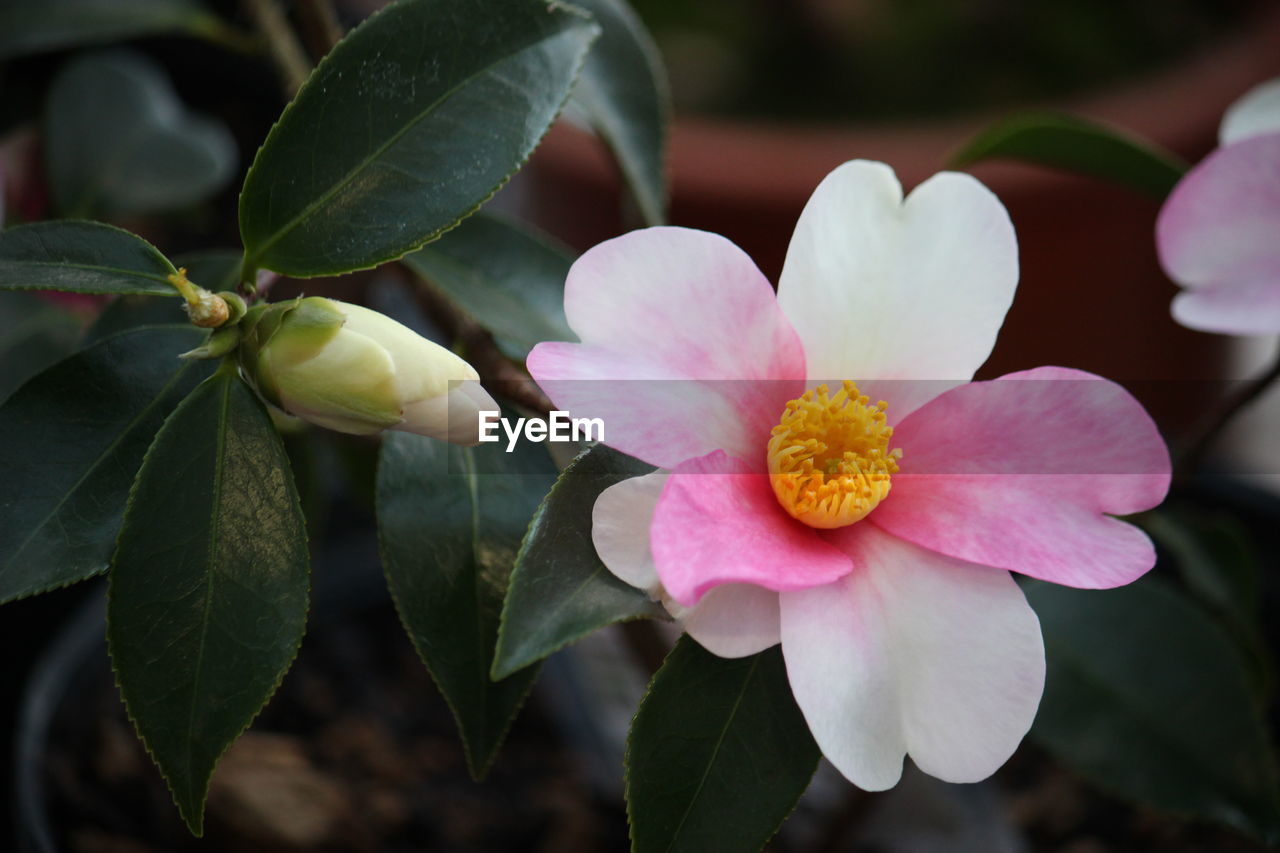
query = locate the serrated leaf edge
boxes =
[622,640,820,853]
[491,443,662,680]
[237,0,601,279]
[374,436,542,781]
[569,0,671,227]
[105,370,310,835]
[0,219,179,293]
[0,325,206,605]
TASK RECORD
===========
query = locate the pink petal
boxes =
[650,450,852,607]
[671,583,782,658]
[528,227,805,470]
[1171,278,1280,336]
[592,471,669,594]
[592,472,783,656]
[780,524,1044,790]
[1157,133,1280,335]
[778,161,1017,386]
[871,367,1170,589]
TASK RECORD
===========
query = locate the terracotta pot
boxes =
[525,6,1280,435]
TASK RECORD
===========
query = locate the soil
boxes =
[28,478,1280,853]
[38,596,631,853]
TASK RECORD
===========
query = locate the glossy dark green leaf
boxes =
[238,0,600,278]
[85,295,187,344]
[378,431,555,777]
[45,50,237,218]
[0,291,82,402]
[174,250,248,293]
[627,637,820,853]
[493,444,662,679]
[0,220,178,295]
[1143,508,1270,696]
[951,112,1188,199]
[1026,578,1280,842]
[569,0,669,226]
[109,366,309,834]
[85,251,243,345]
[403,213,574,360]
[0,0,229,60]
[0,326,211,603]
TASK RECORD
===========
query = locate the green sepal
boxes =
[263,297,346,368]
[178,326,239,360]
[236,298,305,409]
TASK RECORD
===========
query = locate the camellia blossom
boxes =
[1157,76,1280,334]
[239,296,496,445]
[528,161,1171,789]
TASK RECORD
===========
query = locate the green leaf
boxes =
[403,213,575,360]
[0,220,178,296]
[0,326,212,603]
[174,250,248,294]
[0,0,229,60]
[45,50,237,218]
[0,291,82,402]
[493,443,663,679]
[627,637,820,853]
[951,112,1188,199]
[1026,577,1280,843]
[377,431,555,777]
[85,251,243,345]
[109,366,309,834]
[569,0,669,226]
[1142,508,1271,696]
[85,295,187,344]
[238,0,600,278]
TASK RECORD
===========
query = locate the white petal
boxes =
[594,472,783,657]
[591,471,669,593]
[674,583,781,658]
[780,526,1044,790]
[397,380,497,445]
[1220,77,1280,146]
[333,300,478,401]
[777,161,1017,384]
[528,227,806,470]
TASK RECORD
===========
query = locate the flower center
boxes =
[767,381,902,529]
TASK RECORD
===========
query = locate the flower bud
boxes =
[238,297,497,445]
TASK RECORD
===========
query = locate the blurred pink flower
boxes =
[528,161,1170,790]
[1157,78,1280,334]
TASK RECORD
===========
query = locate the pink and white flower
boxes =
[528,161,1170,790]
[1157,77,1280,334]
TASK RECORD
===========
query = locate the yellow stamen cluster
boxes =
[767,381,902,529]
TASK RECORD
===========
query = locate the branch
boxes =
[399,265,554,415]
[296,0,344,61]
[1176,337,1280,478]
[242,0,311,98]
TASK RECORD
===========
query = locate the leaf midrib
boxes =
[0,258,174,286]
[243,25,577,268]
[182,372,233,812]
[2,350,198,590]
[662,654,759,852]
[496,469,657,676]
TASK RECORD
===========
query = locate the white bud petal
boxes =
[397,380,498,445]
